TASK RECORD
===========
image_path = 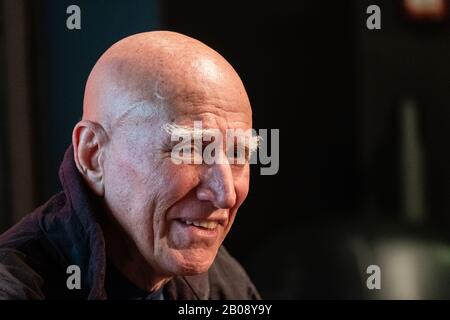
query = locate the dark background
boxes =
[1,0,450,298]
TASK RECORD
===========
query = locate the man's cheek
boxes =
[162,166,198,196]
[235,179,250,207]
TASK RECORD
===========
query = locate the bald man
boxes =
[0,31,260,300]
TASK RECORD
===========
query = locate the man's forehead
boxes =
[113,100,251,130]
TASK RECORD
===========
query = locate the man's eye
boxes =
[181,143,200,156]
[229,146,249,164]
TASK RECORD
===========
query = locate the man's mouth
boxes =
[177,218,218,230]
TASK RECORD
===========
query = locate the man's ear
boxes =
[72,120,108,196]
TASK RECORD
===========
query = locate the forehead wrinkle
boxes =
[110,101,162,131]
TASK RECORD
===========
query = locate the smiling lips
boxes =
[178,218,219,230]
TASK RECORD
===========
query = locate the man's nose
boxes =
[196,162,237,209]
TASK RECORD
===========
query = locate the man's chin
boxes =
[165,248,216,276]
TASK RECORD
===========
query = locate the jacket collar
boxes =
[44,145,108,299]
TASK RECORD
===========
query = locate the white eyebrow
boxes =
[241,134,261,153]
[162,122,217,141]
[163,122,261,153]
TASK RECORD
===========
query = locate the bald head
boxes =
[83,31,251,132]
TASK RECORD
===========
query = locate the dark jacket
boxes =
[0,146,260,300]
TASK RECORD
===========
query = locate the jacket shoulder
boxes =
[0,192,69,299]
[0,248,45,299]
[0,192,66,250]
[208,246,261,299]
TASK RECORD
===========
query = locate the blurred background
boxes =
[1,0,450,299]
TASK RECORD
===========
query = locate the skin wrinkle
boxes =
[111,101,156,130]
[74,31,252,293]
[154,78,167,101]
